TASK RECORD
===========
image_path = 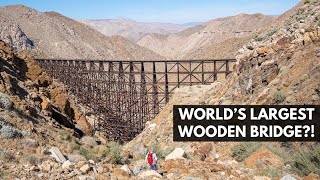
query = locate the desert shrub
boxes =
[296,15,305,22]
[273,91,286,103]
[70,143,81,152]
[0,119,27,138]
[257,167,283,178]
[92,145,110,159]
[254,35,264,42]
[0,125,21,138]
[0,170,8,178]
[267,28,277,37]
[232,142,320,176]
[318,20,320,27]
[149,143,174,160]
[0,150,14,163]
[79,146,93,160]
[78,145,112,162]
[23,155,40,165]
[108,141,122,164]
[0,93,13,111]
[290,145,320,176]
[59,130,74,142]
[304,0,310,4]
[230,142,262,162]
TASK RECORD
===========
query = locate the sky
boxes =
[0,0,300,24]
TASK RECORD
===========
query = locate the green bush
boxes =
[290,145,320,176]
[267,28,277,37]
[0,119,27,138]
[230,142,320,176]
[70,143,81,152]
[92,145,110,159]
[23,155,40,165]
[257,167,283,178]
[59,130,74,142]
[254,35,264,42]
[0,125,21,138]
[0,170,8,179]
[107,141,122,164]
[79,146,93,160]
[273,91,286,103]
[230,142,262,162]
[296,15,305,22]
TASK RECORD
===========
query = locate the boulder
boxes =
[185,177,204,180]
[280,175,296,180]
[254,176,271,180]
[165,148,185,161]
[49,147,67,163]
[38,161,52,172]
[132,165,142,175]
[120,165,132,175]
[244,148,283,169]
[138,170,162,178]
[303,173,320,180]
[80,164,91,174]
[163,159,189,174]
[67,154,86,163]
[80,136,97,147]
[62,160,73,170]
[112,168,130,177]
[78,175,95,180]
[130,146,146,159]
[0,93,13,111]
[40,96,51,111]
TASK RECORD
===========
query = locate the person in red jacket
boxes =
[145,149,157,171]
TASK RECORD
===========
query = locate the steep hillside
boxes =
[123,0,320,179]
[0,5,164,60]
[78,18,200,42]
[0,39,97,178]
[137,13,277,59]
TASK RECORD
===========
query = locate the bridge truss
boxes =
[35,59,235,140]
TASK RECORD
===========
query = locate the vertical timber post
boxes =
[165,61,169,104]
[201,61,204,84]
[189,61,192,86]
[152,61,159,117]
[214,61,217,81]
[140,62,148,131]
[177,62,180,88]
[226,60,230,78]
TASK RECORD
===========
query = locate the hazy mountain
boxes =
[137,13,277,59]
[78,18,202,42]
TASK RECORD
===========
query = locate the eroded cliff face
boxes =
[0,40,92,134]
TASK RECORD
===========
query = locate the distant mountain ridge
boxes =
[78,18,203,42]
[0,5,164,60]
[137,13,277,59]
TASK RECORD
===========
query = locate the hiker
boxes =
[146,149,157,171]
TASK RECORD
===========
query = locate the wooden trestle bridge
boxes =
[35,59,236,140]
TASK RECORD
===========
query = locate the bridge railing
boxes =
[35,59,236,140]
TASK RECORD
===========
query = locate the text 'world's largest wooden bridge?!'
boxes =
[35,59,236,140]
